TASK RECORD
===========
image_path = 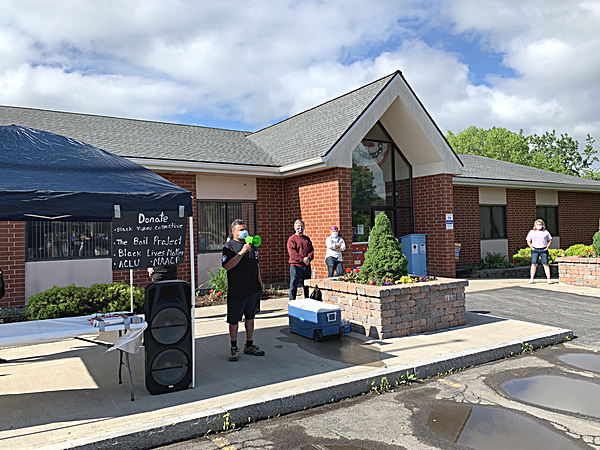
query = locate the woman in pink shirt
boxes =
[526,219,553,284]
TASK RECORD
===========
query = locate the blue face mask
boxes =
[238,229,249,240]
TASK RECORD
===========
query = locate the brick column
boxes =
[453,186,480,266]
[506,189,536,260]
[558,191,600,249]
[281,168,352,281]
[0,221,26,307]
[413,173,455,277]
[256,178,286,282]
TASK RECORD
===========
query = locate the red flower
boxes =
[587,250,591,253]
[370,281,375,285]
[345,268,351,273]
[217,291,222,296]
[355,268,360,273]
[209,289,214,293]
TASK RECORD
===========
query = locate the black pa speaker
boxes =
[144,280,192,395]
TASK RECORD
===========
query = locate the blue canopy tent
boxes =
[0,125,192,221]
[0,125,197,386]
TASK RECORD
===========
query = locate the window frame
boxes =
[351,122,413,242]
[536,205,559,237]
[196,199,257,253]
[479,205,507,240]
[25,221,112,262]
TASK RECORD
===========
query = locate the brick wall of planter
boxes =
[305,277,467,339]
[557,256,600,288]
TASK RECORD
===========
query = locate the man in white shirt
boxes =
[325,226,346,277]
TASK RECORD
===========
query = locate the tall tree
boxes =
[445,126,529,166]
[446,126,598,178]
[528,132,597,177]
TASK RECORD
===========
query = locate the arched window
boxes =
[351,122,413,242]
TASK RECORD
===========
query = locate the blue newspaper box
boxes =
[288,299,342,341]
[400,234,427,276]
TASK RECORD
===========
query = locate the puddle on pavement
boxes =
[300,446,369,450]
[277,328,383,367]
[559,353,600,373]
[427,404,581,450]
[503,375,600,418]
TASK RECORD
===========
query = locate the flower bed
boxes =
[305,277,467,339]
[557,256,600,288]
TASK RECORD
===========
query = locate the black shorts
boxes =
[227,290,261,324]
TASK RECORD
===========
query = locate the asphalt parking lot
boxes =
[157,280,600,450]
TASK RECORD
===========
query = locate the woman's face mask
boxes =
[536,225,543,230]
[238,229,249,239]
[331,231,338,238]
[296,227,304,234]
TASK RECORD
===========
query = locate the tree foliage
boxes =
[446,126,598,178]
[446,126,530,166]
[360,212,408,281]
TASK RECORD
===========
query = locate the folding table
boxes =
[0,313,147,401]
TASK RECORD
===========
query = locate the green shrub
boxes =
[513,248,562,265]
[564,244,594,257]
[593,219,600,256]
[512,248,531,266]
[476,252,514,269]
[360,212,408,281]
[26,283,145,321]
[198,267,228,297]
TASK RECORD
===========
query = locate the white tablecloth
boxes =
[0,313,147,354]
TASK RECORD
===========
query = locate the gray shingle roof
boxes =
[456,153,600,187]
[248,73,396,166]
[0,105,278,166]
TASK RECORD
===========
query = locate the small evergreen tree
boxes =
[360,212,408,281]
[592,219,600,256]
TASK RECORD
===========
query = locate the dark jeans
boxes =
[325,256,343,277]
[289,265,311,300]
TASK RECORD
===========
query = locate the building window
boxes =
[480,205,506,239]
[197,201,257,252]
[536,206,558,236]
[25,222,111,261]
[351,122,413,242]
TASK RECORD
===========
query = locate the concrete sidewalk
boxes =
[0,279,577,450]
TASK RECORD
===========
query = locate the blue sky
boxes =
[0,0,599,149]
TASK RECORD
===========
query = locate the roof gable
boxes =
[248,73,396,167]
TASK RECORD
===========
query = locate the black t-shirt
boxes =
[222,239,261,302]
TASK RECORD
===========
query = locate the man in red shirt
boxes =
[287,219,314,300]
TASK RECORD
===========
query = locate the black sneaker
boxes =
[228,346,240,362]
[243,344,265,356]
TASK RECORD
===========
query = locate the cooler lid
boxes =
[288,298,340,313]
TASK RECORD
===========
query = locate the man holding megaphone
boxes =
[222,219,265,362]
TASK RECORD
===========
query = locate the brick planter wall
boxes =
[305,277,467,339]
[557,256,600,288]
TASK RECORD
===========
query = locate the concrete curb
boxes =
[37,326,572,450]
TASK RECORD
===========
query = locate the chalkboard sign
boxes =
[112,211,187,271]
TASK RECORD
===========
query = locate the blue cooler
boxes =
[288,299,342,341]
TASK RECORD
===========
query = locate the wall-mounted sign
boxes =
[446,213,454,230]
[112,211,187,270]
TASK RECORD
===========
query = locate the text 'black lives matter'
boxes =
[112,211,187,270]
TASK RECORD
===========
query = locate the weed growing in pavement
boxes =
[520,342,534,354]
[222,412,235,431]
[395,371,419,385]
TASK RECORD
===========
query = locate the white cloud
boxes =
[0,0,599,152]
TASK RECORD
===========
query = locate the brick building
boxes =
[2,70,600,307]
